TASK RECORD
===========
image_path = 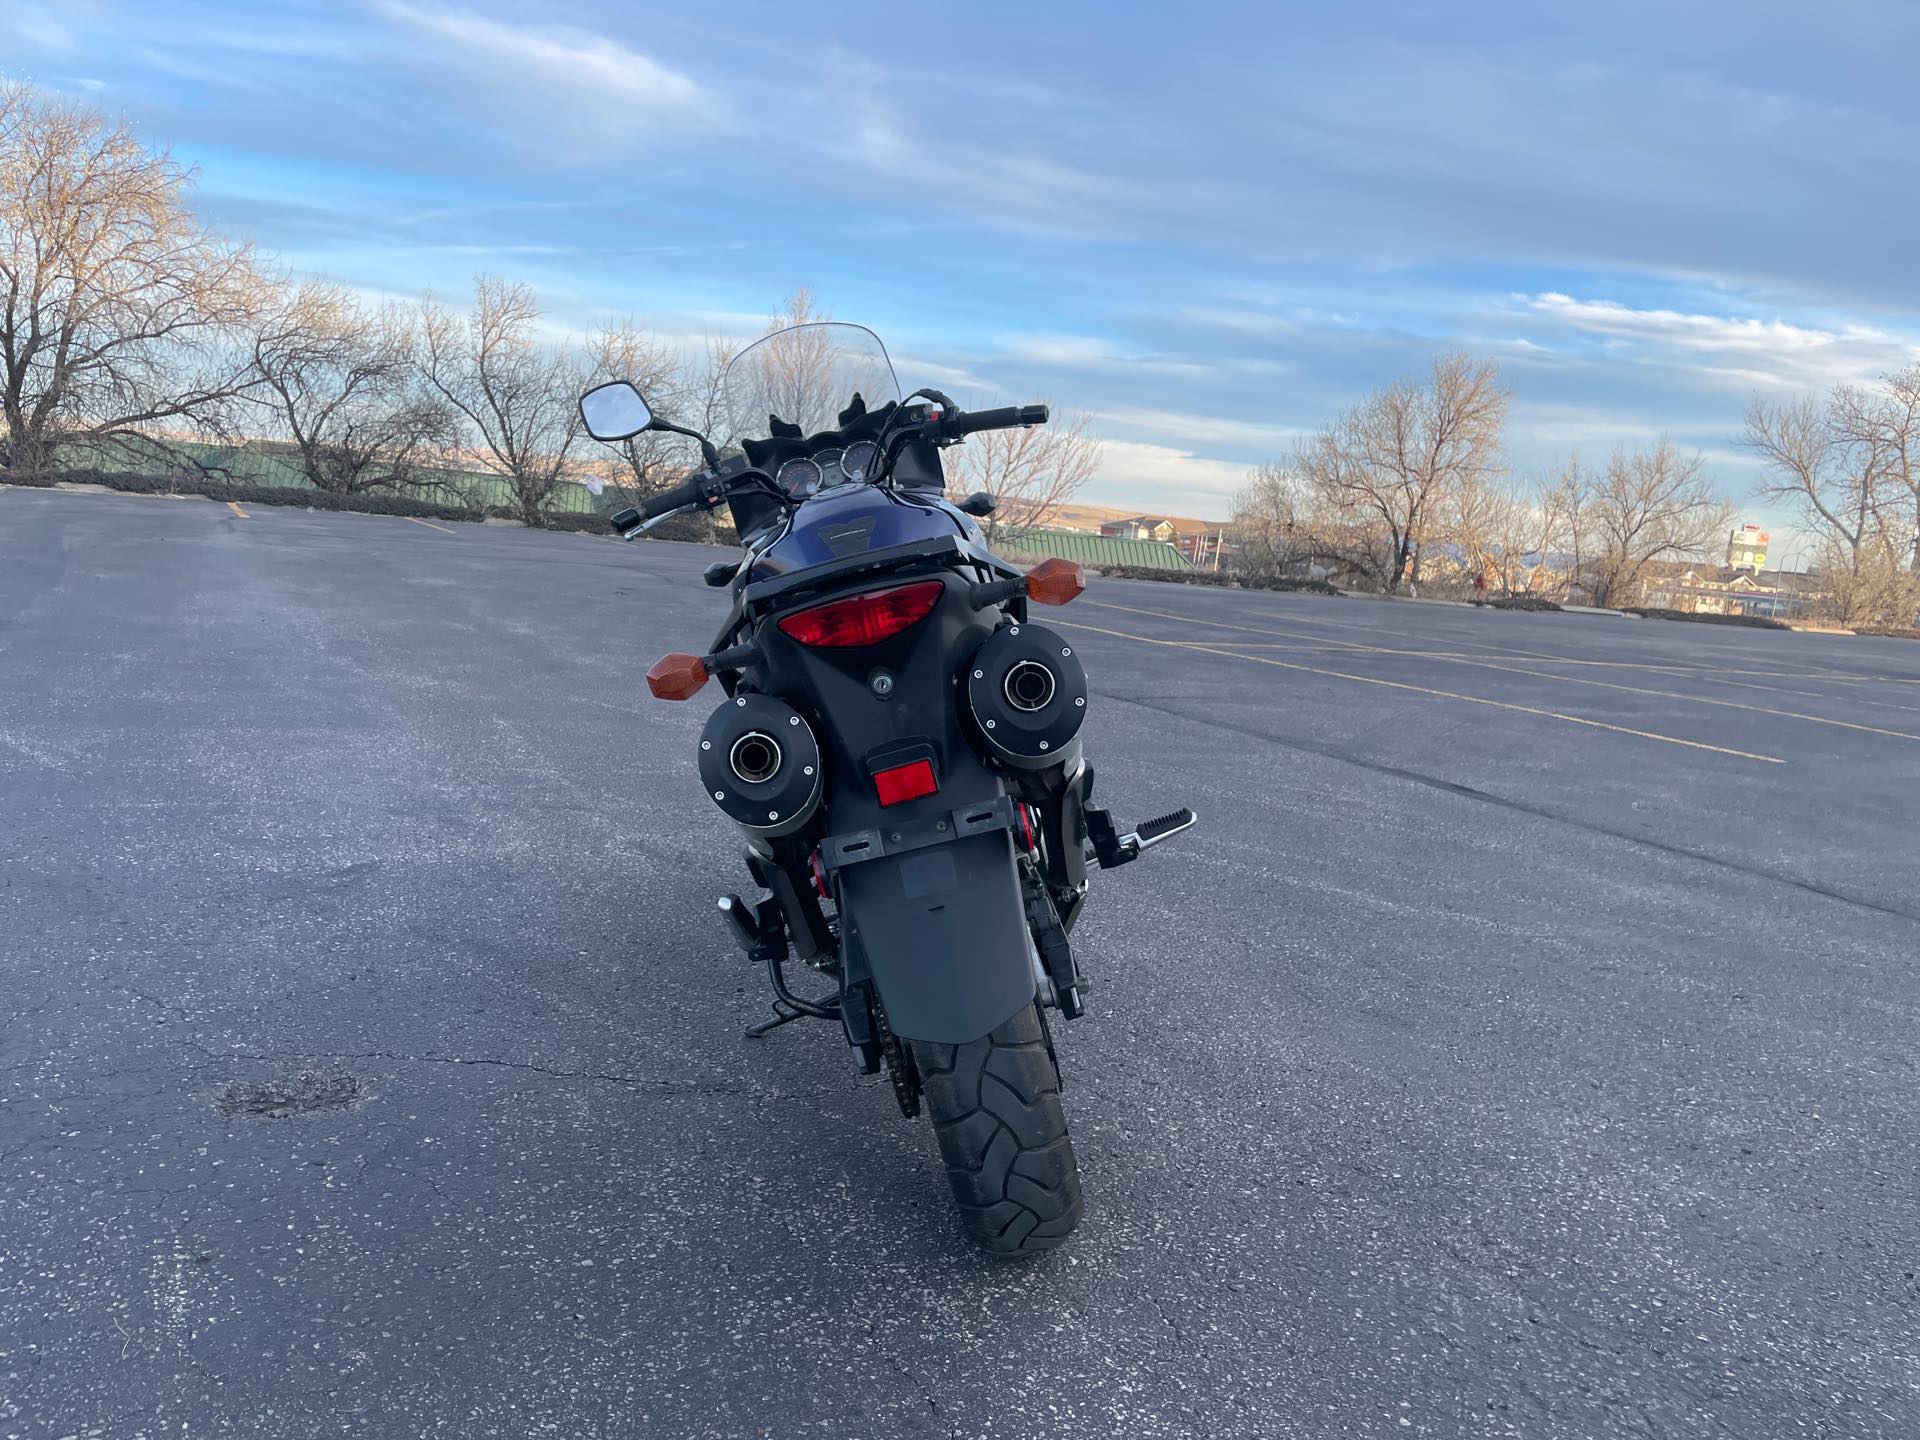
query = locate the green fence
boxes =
[54,438,603,516]
[997,528,1192,570]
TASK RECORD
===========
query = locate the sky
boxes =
[8,0,1920,548]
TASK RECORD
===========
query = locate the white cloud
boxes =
[373,2,728,137]
[993,332,1207,378]
[1527,293,1868,353]
[1085,438,1251,514]
[0,3,77,50]
[1522,292,1920,391]
[1094,407,1309,451]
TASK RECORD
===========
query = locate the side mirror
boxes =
[580,381,654,442]
[958,490,997,517]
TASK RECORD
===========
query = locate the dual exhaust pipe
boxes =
[694,620,1087,835]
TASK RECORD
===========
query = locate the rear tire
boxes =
[910,1004,1084,1256]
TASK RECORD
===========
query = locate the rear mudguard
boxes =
[834,828,1035,1045]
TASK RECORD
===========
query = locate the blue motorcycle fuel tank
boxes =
[745,484,976,584]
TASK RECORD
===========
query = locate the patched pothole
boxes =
[215,1070,368,1120]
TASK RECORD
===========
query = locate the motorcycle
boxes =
[579,323,1195,1255]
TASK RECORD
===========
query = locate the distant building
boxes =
[1174,528,1236,570]
[1099,515,1180,543]
[1096,514,1236,568]
[1728,523,1769,570]
[1639,564,1821,619]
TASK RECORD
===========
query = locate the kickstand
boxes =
[745,1000,811,1039]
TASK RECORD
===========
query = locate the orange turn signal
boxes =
[646,652,709,701]
[1025,557,1085,606]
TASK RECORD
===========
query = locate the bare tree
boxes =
[419,276,585,526]
[1811,528,1920,628]
[1290,353,1508,592]
[1746,367,1920,581]
[1433,469,1531,593]
[1740,392,1878,581]
[1534,454,1592,598]
[1230,461,1308,579]
[724,288,894,437]
[950,409,1102,538]
[1581,440,1731,607]
[1874,365,1920,569]
[0,81,269,474]
[685,333,741,453]
[583,317,691,501]
[248,282,455,496]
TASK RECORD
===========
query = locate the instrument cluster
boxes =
[775,441,882,498]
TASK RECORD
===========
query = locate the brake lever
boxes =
[631,503,696,538]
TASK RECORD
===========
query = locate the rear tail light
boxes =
[777,580,945,648]
[873,758,938,807]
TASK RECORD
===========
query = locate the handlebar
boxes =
[611,404,1052,538]
[943,404,1050,437]
[610,474,712,537]
[639,476,707,520]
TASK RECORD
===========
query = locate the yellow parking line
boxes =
[1083,598,1920,693]
[1208,643,1920,716]
[1202,639,1920,738]
[401,516,457,536]
[1418,653,1920,742]
[1056,619,1785,764]
[226,500,248,518]
[1688,670,1920,715]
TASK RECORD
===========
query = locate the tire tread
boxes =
[910,1006,1083,1255]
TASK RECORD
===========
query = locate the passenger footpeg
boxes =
[1086,805,1197,868]
[1126,806,1198,852]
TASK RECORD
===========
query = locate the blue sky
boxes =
[8,0,1920,544]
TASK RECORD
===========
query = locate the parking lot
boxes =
[4,485,1918,1438]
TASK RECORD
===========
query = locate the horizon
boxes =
[8,1,1920,554]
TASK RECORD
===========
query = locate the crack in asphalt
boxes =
[106,985,835,1101]
[214,1046,829,1100]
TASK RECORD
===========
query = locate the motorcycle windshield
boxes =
[722,323,900,441]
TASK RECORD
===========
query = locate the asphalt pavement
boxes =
[4,486,1918,1439]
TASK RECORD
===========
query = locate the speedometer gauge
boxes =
[841,441,880,483]
[776,457,823,496]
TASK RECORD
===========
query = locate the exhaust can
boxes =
[698,693,823,836]
[965,622,1088,770]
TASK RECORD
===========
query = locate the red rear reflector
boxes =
[873,758,938,807]
[778,580,944,648]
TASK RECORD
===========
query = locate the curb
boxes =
[1332,589,1478,609]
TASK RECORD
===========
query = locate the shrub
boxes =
[1093,563,1340,596]
[1098,564,1236,586]
[1483,594,1563,612]
[1621,606,1789,630]
[541,511,615,535]
[543,509,733,544]
[1244,575,1342,596]
[33,467,486,521]
[1845,625,1920,641]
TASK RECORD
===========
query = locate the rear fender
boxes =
[826,810,1035,1045]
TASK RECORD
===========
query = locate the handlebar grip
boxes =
[639,477,705,520]
[946,404,1051,436]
